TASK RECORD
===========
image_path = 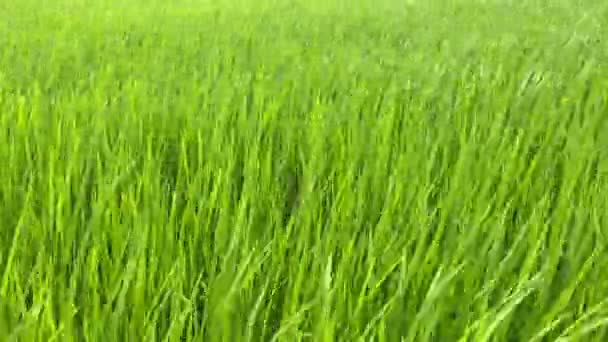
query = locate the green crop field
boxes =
[1,0,608,340]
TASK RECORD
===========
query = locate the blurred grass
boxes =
[1,0,608,341]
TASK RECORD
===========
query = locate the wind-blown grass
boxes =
[1,0,608,340]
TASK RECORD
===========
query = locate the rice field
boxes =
[1,0,608,340]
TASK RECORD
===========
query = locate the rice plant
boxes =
[1,0,607,340]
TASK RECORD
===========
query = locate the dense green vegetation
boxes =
[1,0,608,340]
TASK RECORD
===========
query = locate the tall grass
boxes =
[1,0,608,340]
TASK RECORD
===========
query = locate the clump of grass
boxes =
[1,0,608,340]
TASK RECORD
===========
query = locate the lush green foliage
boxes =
[1,1,608,340]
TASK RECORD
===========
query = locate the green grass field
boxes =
[1,0,608,340]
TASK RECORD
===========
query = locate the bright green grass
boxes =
[1,0,608,340]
